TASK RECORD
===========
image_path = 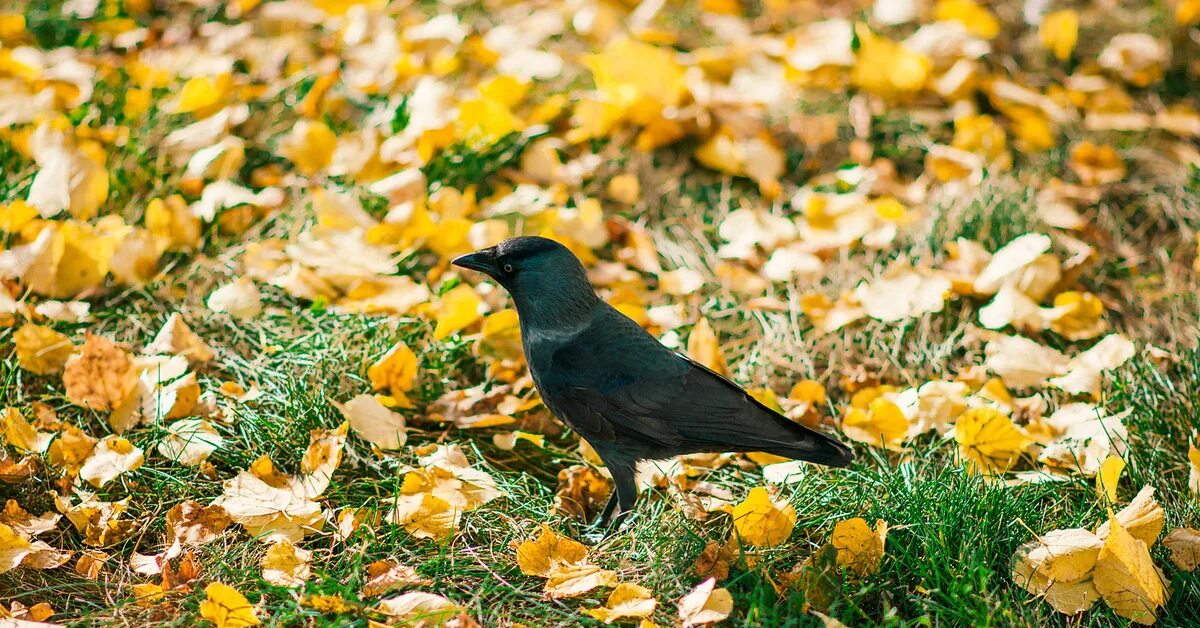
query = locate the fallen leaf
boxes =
[1012,527,1102,614]
[732,487,796,548]
[369,341,419,398]
[1096,486,1164,548]
[207,278,263,320]
[553,465,610,522]
[1095,455,1125,503]
[584,582,657,623]
[144,313,215,362]
[831,518,888,577]
[261,539,312,587]
[677,578,733,627]
[0,523,71,575]
[363,559,433,597]
[841,397,908,450]
[516,524,589,577]
[157,419,224,466]
[545,561,618,598]
[337,394,407,450]
[375,592,463,627]
[78,436,144,488]
[14,324,74,375]
[1093,518,1167,625]
[433,284,482,339]
[62,334,137,411]
[686,318,728,376]
[954,407,1030,475]
[165,501,231,547]
[1163,528,1200,572]
[386,492,459,541]
[199,582,260,628]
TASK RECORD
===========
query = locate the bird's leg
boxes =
[595,490,619,527]
[602,466,638,533]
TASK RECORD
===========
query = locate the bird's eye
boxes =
[502,263,514,274]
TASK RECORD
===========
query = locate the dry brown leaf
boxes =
[62,334,138,412]
[1163,528,1200,572]
[166,501,231,547]
[553,465,611,522]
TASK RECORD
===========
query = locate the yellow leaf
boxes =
[14,324,74,375]
[607,174,640,205]
[516,524,589,577]
[1040,10,1079,61]
[1011,528,1103,614]
[687,318,729,376]
[199,582,260,628]
[0,200,38,232]
[386,492,459,541]
[368,342,419,395]
[954,407,1030,475]
[1094,519,1167,625]
[62,334,138,412]
[1189,441,1200,495]
[1179,0,1200,25]
[1095,455,1125,504]
[831,518,888,577]
[840,399,908,450]
[584,38,687,115]
[677,578,733,626]
[585,582,658,623]
[545,561,618,598]
[1163,528,1200,572]
[933,0,1000,39]
[732,487,796,548]
[175,75,227,114]
[261,539,312,588]
[433,284,483,340]
[478,309,523,362]
[22,222,112,298]
[145,195,201,251]
[1097,486,1164,548]
[374,592,463,627]
[337,394,407,450]
[281,120,337,176]
[851,25,930,99]
[145,313,215,362]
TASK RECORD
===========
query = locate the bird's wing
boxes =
[542,308,852,466]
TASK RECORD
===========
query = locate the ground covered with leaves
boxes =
[2,0,1200,626]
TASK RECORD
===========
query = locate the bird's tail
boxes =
[748,424,856,468]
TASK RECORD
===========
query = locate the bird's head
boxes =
[452,236,599,322]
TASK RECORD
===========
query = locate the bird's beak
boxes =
[451,248,498,276]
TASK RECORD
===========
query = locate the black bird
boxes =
[453,236,854,529]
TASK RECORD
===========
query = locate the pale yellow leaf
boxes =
[677,578,733,626]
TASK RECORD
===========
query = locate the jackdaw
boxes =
[453,236,853,529]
